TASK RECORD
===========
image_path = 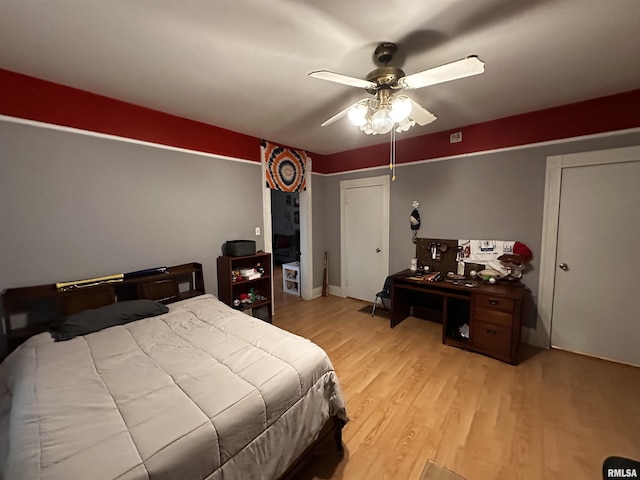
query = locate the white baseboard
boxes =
[311,284,342,299]
[328,285,343,297]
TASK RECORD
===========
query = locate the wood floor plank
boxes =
[272,295,640,480]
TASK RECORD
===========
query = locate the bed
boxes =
[0,262,348,480]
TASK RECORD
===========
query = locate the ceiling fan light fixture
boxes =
[371,108,394,135]
[347,102,368,126]
[389,95,412,122]
[395,117,415,132]
[360,121,375,135]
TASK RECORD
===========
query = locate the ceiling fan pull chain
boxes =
[391,128,397,181]
[389,129,393,171]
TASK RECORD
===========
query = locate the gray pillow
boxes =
[50,299,169,342]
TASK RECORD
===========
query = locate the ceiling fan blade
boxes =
[309,70,377,90]
[408,98,437,126]
[399,56,485,90]
[320,99,367,127]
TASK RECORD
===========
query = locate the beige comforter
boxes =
[0,294,347,480]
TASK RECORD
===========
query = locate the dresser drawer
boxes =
[473,321,511,358]
[475,294,514,312]
[474,306,513,327]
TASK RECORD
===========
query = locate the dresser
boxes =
[471,292,523,363]
[390,271,527,364]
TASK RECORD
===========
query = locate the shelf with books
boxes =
[216,252,272,322]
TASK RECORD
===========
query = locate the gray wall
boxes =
[311,173,330,288]
[3,118,639,347]
[0,120,264,295]
[315,130,640,344]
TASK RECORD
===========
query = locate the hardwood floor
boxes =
[272,295,640,480]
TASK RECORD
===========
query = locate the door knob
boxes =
[558,263,568,271]
[376,248,381,253]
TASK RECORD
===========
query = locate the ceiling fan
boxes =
[309,42,485,135]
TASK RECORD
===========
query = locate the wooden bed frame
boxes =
[1,262,205,353]
[1,261,344,479]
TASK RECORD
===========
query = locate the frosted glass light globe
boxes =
[395,117,415,132]
[347,103,368,126]
[389,95,412,122]
[371,109,393,134]
[360,120,374,135]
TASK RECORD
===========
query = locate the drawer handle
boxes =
[486,329,497,335]
[489,298,499,305]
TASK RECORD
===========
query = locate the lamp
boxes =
[348,90,416,135]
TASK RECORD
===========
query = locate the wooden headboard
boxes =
[1,262,205,353]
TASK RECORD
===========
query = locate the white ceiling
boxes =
[1,0,639,156]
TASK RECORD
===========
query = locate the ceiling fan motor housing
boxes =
[374,42,397,65]
[365,67,405,94]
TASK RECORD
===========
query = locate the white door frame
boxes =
[340,175,390,298]
[262,157,313,304]
[536,145,640,347]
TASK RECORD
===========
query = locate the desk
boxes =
[390,270,527,364]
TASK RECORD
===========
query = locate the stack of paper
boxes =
[240,268,261,280]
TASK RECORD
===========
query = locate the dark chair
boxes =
[273,232,300,264]
[371,276,392,316]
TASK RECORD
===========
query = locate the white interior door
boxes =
[549,154,640,366]
[341,176,389,302]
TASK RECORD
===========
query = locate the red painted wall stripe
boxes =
[0,68,261,162]
[2,68,638,173]
[314,89,640,174]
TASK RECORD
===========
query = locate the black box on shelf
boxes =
[223,240,256,257]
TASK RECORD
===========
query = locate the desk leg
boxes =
[441,296,448,344]
[390,284,410,328]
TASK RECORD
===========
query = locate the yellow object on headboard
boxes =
[55,273,124,290]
